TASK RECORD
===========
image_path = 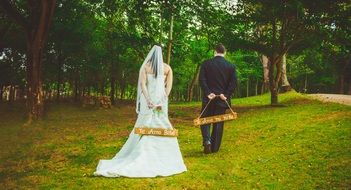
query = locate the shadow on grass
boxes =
[183,149,205,158]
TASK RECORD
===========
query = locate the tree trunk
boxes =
[74,77,79,102]
[120,82,125,100]
[236,81,241,98]
[79,84,83,100]
[107,17,116,105]
[260,55,269,93]
[199,86,202,101]
[246,78,249,97]
[338,75,344,94]
[110,76,116,104]
[15,87,20,101]
[255,78,258,96]
[26,39,45,122]
[100,81,105,96]
[88,86,91,96]
[12,86,16,101]
[280,54,292,92]
[5,86,9,101]
[270,86,278,104]
[268,19,281,105]
[345,59,351,95]
[159,8,163,43]
[166,14,174,65]
[9,85,15,103]
[268,54,283,105]
[304,74,308,93]
[187,64,200,101]
[0,86,3,101]
[115,82,118,101]
[56,48,62,102]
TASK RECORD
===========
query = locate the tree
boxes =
[322,1,351,94]
[0,0,56,122]
[222,0,344,105]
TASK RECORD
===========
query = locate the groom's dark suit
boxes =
[199,55,237,152]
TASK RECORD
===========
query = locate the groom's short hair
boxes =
[215,43,226,54]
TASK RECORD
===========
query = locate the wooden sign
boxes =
[193,112,237,126]
[194,98,238,126]
[134,127,178,137]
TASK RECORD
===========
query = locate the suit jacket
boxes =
[199,56,237,108]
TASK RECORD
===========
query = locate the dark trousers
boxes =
[200,101,226,152]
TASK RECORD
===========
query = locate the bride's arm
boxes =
[165,67,173,96]
[140,67,152,106]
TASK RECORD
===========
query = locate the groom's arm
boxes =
[224,65,237,98]
[199,62,211,97]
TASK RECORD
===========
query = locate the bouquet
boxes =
[153,104,163,116]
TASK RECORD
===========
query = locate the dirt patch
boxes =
[310,112,351,123]
[308,94,351,106]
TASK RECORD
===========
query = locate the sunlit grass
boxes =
[0,91,350,189]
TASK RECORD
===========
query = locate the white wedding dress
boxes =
[94,73,187,177]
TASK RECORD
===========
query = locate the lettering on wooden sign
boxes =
[193,112,238,126]
[134,127,178,137]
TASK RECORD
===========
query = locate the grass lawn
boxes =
[0,91,350,189]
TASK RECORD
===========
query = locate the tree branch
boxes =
[227,37,270,56]
[34,0,56,46]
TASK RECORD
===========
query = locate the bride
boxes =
[94,45,187,178]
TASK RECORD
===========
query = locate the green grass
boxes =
[0,91,350,189]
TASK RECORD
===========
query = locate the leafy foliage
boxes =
[0,0,350,105]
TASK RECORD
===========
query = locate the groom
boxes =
[199,43,237,154]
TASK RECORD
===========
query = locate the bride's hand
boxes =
[146,98,154,108]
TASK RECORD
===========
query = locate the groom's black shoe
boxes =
[204,142,212,154]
